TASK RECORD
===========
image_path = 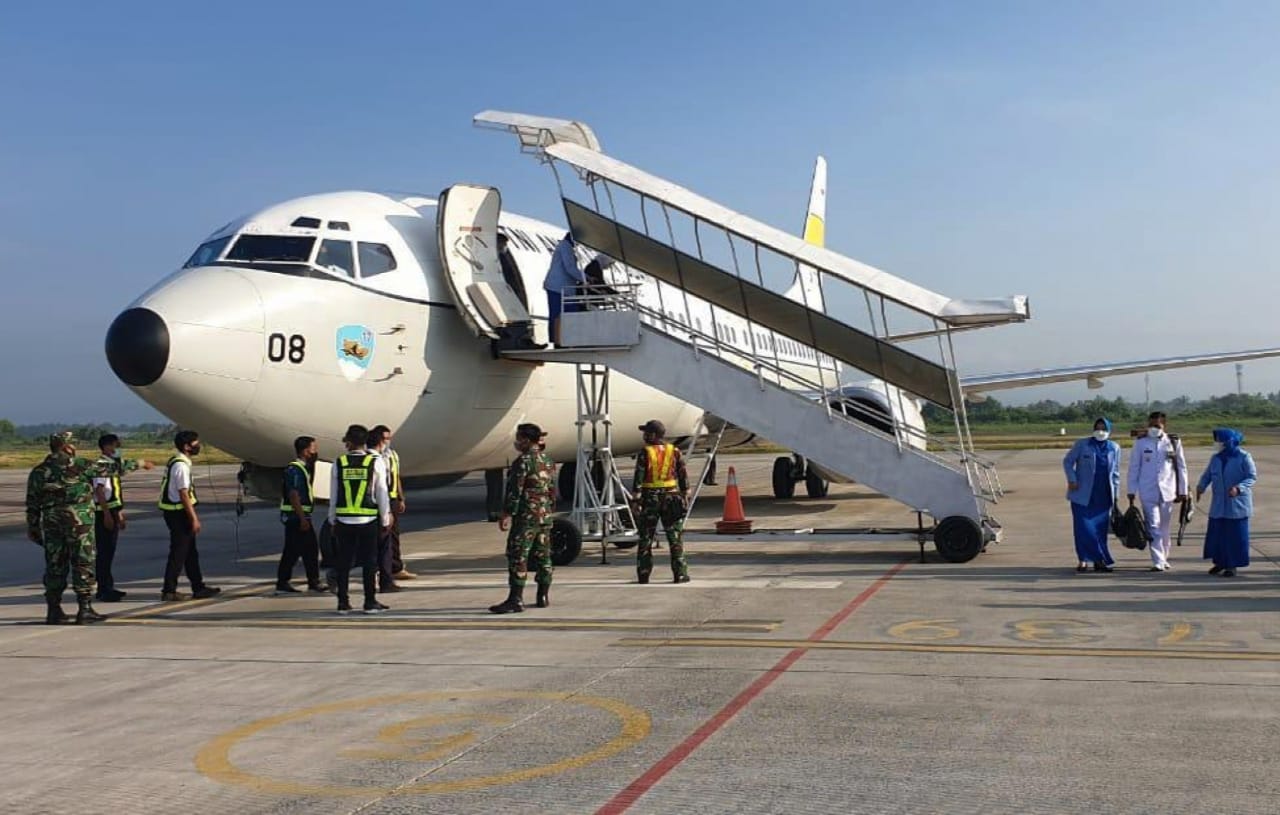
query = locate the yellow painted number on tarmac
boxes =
[1158,621,1239,648]
[342,713,511,762]
[1158,621,1195,646]
[1009,619,1102,644]
[887,619,962,642]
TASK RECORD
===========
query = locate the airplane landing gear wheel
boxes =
[550,518,583,566]
[772,456,796,499]
[804,470,829,498]
[934,516,984,563]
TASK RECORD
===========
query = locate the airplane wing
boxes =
[961,347,1280,395]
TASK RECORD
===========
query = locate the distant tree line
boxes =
[925,392,1280,426]
[0,421,178,447]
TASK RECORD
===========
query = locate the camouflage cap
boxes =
[638,419,666,437]
[50,431,76,447]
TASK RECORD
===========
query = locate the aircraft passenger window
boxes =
[316,239,355,277]
[291,216,322,229]
[226,235,316,263]
[327,221,350,231]
[183,236,231,268]
[357,242,397,277]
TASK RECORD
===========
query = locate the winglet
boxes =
[786,156,827,311]
[802,155,827,248]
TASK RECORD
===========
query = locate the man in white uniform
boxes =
[1127,411,1188,571]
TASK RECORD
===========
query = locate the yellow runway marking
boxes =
[1159,621,1195,646]
[195,690,650,796]
[886,618,961,642]
[614,636,1280,663]
[108,616,778,633]
[110,583,270,620]
[1156,620,1241,649]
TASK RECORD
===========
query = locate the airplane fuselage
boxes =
[107,191,728,473]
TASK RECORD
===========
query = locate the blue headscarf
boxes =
[1093,417,1112,433]
[1213,427,1244,457]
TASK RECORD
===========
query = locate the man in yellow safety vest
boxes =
[631,420,691,585]
[327,424,391,615]
[158,430,220,601]
[91,433,151,602]
[275,435,329,594]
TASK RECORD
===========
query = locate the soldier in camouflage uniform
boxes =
[25,432,148,624]
[489,423,557,614]
[632,420,691,584]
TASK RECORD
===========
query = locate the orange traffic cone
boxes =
[714,467,753,534]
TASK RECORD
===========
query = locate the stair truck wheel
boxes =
[934,516,984,563]
[550,518,583,566]
[772,456,796,499]
[804,469,829,498]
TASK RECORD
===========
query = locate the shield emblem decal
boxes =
[336,324,375,381]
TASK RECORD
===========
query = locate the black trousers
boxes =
[162,510,205,594]
[389,514,404,574]
[277,516,321,587]
[94,510,121,596]
[377,529,395,588]
[334,521,378,607]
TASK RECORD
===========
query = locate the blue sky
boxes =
[2,1,1278,423]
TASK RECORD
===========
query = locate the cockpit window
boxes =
[290,216,322,228]
[316,239,354,277]
[328,221,350,231]
[225,235,315,263]
[183,236,231,268]
[357,242,397,278]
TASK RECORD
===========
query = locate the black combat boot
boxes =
[488,586,525,614]
[536,585,550,608]
[45,597,69,625]
[75,596,107,625]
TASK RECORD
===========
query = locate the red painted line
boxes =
[595,559,910,815]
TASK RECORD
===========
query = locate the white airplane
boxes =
[105,116,1280,520]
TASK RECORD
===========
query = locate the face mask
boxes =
[1093,430,1110,441]
[112,450,122,459]
[1213,442,1224,453]
[190,443,202,456]
[1147,427,1161,439]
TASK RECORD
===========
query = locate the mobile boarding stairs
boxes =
[448,112,1030,563]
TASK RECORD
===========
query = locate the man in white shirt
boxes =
[328,424,392,614]
[159,430,221,601]
[367,425,401,594]
[91,433,152,602]
[1127,411,1189,571]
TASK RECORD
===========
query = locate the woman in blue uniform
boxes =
[1196,428,1257,577]
[1063,417,1122,572]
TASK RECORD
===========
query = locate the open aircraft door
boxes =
[437,184,531,339]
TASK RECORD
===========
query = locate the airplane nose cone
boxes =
[105,307,170,387]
